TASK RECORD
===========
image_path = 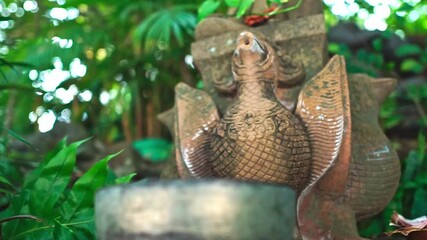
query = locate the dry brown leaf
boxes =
[386,211,427,240]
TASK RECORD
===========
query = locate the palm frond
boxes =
[132,5,197,54]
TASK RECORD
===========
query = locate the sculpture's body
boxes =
[211,32,311,190]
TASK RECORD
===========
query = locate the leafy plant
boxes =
[132,4,197,54]
[0,139,135,239]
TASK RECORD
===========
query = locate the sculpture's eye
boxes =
[259,44,268,61]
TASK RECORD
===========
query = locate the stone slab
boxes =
[96,179,296,240]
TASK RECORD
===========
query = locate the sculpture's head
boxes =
[232,31,275,82]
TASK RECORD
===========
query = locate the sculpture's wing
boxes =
[295,55,350,187]
[175,83,219,178]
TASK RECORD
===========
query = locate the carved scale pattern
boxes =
[210,79,311,190]
[345,74,400,219]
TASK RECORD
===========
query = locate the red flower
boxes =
[244,6,277,27]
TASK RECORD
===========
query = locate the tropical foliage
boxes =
[0,139,134,239]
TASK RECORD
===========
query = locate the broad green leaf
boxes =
[2,139,73,239]
[225,0,240,7]
[24,138,67,189]
[61,208,95,240]
[114,173,136,185]
[198,0,221,21]
[53,219,78,240]
[395,44,422,57]
[60,151,122,222]
[236,0,254,18]
[28,139,87,217]
[400,59,424,73]
[9,224,53,240]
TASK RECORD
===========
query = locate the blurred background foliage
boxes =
[0,0,425,238]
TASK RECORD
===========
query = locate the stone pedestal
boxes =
[96,179,296,240]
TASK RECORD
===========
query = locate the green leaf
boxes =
[372,38,383,52]
[225,0,240,7]
[132,138,172,162]
[356,49,369,62]
[28,139,87,217]
[61,208,95,240]
[196,80,204,89]
[60,151,122,222]
[0,176,16,194]
[133,6,196,53]
[406,84,421,101]
[400,59,424,73]
[114,173,136,185]
[24,138,68,189]
[53,218,78,240]
[5,128,38,151]
[395,44,422,57]
[105,168,118,186]
[236,0,254,18]
[402,150,419,182]
[411,188,427,217]
[381,115,403,129]
[198,0,221,21]
[171,21,184,46]
[418,132,426,163]
[8,224,53,240]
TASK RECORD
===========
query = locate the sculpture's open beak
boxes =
[234,31,267,65]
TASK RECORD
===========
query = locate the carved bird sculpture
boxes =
[174,31,348,194]
[166,30,400,239]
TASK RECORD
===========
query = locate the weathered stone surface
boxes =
[191,14,327,114]
[195,17,247,40]
[285,0,323,19]
[345,74,400,220]
[96,179,296,240]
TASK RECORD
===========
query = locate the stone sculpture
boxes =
[176,31,311,191]
[159,28,401,239]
